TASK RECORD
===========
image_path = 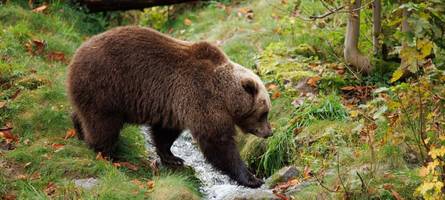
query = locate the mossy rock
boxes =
[293,44,317,57]
[265,166,299,188]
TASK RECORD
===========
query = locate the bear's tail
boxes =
[71,112,84,140]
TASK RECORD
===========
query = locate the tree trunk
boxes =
[344,0,372,74]
[75,0,200,12]
[372,0,381,55]
[400,4,411,68]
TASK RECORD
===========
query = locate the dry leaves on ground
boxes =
[32,5,48,13]
[113,162,139,171]
[25,39,45,55]
[0,128,18,144]
[47,51,65,62]
[184,18,192,26]
[44,182,57,196]
[64,129,76,140]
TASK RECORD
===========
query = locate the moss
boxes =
[150,175,201,200]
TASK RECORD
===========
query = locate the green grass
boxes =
[1,0,430,198]
[0,2,200,199]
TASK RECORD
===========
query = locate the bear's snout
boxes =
[255,123,272,138]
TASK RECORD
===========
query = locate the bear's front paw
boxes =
[237,173,264,188]
[245,175,264,188]
[160,155,184,167]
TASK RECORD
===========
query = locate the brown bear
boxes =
[67,26,272,188]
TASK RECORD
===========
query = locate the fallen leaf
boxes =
[237,7,254,20]
[383,184,394,190]
[341,86,356,91]
[271,91,281,100]
[0,101,6,109]
[131,179,145,189]
[238,7,251,14]
[2,193,16,200]
[336,68,345,75]
[24,162,32,168]
[306,76,320,87]
[32,4,47,13]
[147,180,155,189]
[273,193,289,200]
[183,18,192,26]
[274,178,301,191]
[51,143,64,150]
[23,138,31,145]
[0,129,19,144]
[391,190,403,200]
[25,39,45,55]
[47,51,65,62]
[266,83,279,91]
[30,172,41,180]
[64,129,76,140]
[10,89,21,100]
[303,166,312,179]
[113,162,139,171]
[293,127,303,135]
[16,174,27,180]
[44,182,57,196]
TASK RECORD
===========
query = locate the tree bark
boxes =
[372,0,381,55]
[400,4,411,67]
[75,0,200,12]
[344,0,372,74]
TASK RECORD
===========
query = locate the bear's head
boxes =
[231,62,272,138]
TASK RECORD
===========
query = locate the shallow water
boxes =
[141,127,275,200]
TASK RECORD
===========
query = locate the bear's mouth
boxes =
[255,131,272,138]
[246,129,272,138]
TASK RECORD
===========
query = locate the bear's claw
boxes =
[160,155,184,166]
[244,176,263,188]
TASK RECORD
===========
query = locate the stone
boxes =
[265,166,299,189]
[74,178,98,190]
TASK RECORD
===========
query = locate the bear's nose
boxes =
[262,129,273,138]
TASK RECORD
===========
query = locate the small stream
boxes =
[141,127,276,200]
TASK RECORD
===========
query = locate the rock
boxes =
[231,190,279,200]
[74,178,98,190]
[265,166,299,189]
[284,181,315,196]
[206,184,279,200]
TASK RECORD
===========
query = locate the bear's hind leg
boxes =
[82,113,124,158]
[71,112,84,140]
[151,126,184,166]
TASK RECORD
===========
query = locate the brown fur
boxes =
[67,26,270,188]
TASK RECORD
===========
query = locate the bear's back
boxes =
[67,26,232,127]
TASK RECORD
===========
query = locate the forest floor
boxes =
[0,0,429,199]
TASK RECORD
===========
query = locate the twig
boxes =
[356,172,369,195]
[314,172,340,193]
[336,152,350,197]
[394,89,426,161]
[309,6,345,20]
[0,127,12,131]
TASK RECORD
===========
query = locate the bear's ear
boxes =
[241,78,258,96]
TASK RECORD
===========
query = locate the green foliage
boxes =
[139,7,169,31]
[259,128,296,177]
[290,94,348,129]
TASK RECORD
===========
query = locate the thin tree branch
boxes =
[309,6,345,20]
